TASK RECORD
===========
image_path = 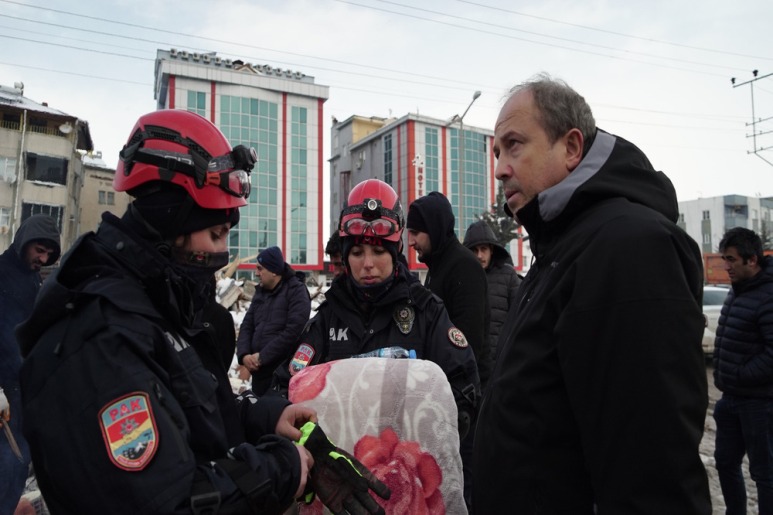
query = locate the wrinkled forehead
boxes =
[495,90,538,133]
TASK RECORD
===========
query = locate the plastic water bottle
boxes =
[351,346,417,359]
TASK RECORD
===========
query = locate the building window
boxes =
[25,152,68,185]
[0,156,17,183]
[424,127,439,193]
[289,106,308,265]
[187,91,206,117]
[451,128,487,234]
[383,134,393,186]
[219,95,279,260]
[22,202,63,231]
[98,190,115,205]
[678,213,685,223]
[0,206,10,230]
[702,210,710,220]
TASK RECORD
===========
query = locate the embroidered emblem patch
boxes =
[393,305,415,335]
[448,327,468,348]
[99,392,158,471]
[290,344,315,376]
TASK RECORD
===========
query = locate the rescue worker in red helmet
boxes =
[280,179,481,438]
[17,111,388,514]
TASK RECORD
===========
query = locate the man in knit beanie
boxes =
[257,246,286,276]
[238,246,310,395]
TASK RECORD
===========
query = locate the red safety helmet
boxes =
[114,110,255,210]
[339,179,403,243]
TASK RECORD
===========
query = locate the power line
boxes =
[453,0,773,62]
[0,0,743,86]
[0,2,486,87]
[334,0,734,77]
[0,0,753,130]
[0,33,151,61]
[0,59,149,86]
[368,0,751,73]
[0,30,489,94]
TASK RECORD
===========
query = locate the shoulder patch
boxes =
[290,343,315,376]
[99,392,158,471]
[448,327,468,349]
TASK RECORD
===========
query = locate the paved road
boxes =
[702,364,757,515]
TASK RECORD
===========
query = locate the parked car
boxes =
[702,285,730,356]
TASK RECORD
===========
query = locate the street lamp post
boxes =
[452,90,481,240]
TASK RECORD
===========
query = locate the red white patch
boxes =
[99,392,158,471]
[448,327,468,348]
[289,344,315,376]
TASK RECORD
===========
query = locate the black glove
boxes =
[297,422,391,515]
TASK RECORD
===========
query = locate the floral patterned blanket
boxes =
[288,357,466,515]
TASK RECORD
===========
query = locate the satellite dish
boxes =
[58,123,73,134]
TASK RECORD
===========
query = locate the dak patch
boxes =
[448,327,468,349]
[392,305,415,335]
[99,392,158,471]
[290,344,315,376]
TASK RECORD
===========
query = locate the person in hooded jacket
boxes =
[406,192,489,513]
[712,227,773,515]
[462,219,521,387]
[405,193,490,386]
[15,111,388,515]
[0,214,60,514]
[238,246,311,395]
[282,179,480,439]
[474,74,710,514]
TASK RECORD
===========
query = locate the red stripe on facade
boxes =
[168,76,175,109]
[441,126,448,195]
[396,124,402,202]
[210,82,216,123]
[489,134,496,205]
[281,93,288,254]
[406,120,415,206]
[317,98,324,271]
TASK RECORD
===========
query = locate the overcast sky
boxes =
[2,0,772,208]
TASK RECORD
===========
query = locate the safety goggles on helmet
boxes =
[121,127,256,200]
[204,146,256,198]
[342,218,398,238]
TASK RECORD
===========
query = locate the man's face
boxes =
[722,246,759,284]
[255,263,280,289]
[23,242,56,271]
[407,229,432,261]
[329,252,345,278]
[493,89,573,216]
[471,244,493,269]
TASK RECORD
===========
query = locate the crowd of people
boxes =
[1,73,770,515]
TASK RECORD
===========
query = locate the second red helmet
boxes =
[339,179,404,243]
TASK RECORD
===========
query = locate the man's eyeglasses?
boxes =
[342,218,397,237]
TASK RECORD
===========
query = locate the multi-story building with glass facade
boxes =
[154,49,329,276]
[330,113,529,274]
[678,194,773,253]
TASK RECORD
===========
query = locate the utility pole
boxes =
[732,70,773,167]
[449,90,481,240]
